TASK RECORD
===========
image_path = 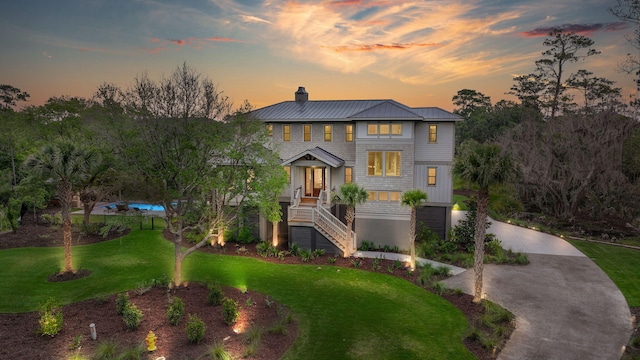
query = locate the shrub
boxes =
[186,314,206,344]
[167,296,185,326]
[431,281,446,295]
[256,242,270,257]
[312,248,326,257]
[41,213,63,226]
[358,241,376,251]
[38,297,63,337]
[289,243,300,256]
[515,252,530,265]
[327,256,337,264]
[122,303,143,330]
[207,342,232,360]
[93,340,118,360]
[485,239,504,257]
[115,293,130,315]
[207,281,224,306]
[350,257,363,268]
[117,344,145,360]
[299,249,313,262]
[79,223,103,237]
[224,226,256,244]
[222,297,239,325]
[371,257,382,271]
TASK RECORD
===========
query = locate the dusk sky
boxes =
[1,0,636,111]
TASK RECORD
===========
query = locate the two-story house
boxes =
[252,87,461,256]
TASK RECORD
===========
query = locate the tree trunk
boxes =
[473,189,489,303]
[271,220,279,247]
[60,181,74,273]
[409,207,416,270]
[345,219,353,258]
[174,242,183,286]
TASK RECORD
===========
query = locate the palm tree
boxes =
[453,140,518,302]
[401,189,428,270]
[23,141,98,273]
[333,183,368,257]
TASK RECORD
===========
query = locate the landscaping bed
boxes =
[0,210,509,360]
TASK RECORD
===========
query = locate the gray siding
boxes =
[416,206,450,240]
[271,123,356,162]
[289,226,342,255]
[414,122,455,162]
[414,164,453,204]
[355,218,410,250]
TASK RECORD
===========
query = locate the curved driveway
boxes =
[443,211,632,360]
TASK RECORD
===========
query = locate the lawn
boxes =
[569,240,640,307]
[0,229,475,360]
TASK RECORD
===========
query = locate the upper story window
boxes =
[345,124,353,142]
[428,167,437,186]
[429,124,437,143]
[304,124,311,141]
[367,191,401,202]
[344,167,353,184]
[367,151,401,177]
[267,124,273,136]
[324,125,332,142]
[367,122,403,136]
[283,125,291,142]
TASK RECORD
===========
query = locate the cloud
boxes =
[169,39,187,45]
[520,22,629,37]
[143,36,244,54]
[240,15,272,24]
[42,51,52,59]
[327,42,440,52]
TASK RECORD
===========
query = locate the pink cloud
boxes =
[520,22,628,37]
[151,38,160,43]
[169,39,186,45]
[327,42,440,52]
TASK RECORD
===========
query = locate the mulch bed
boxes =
[0,207,502,360]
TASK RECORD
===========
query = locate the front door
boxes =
[305,167,325,197]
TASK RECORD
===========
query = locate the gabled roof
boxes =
[251,99,461,122]
[281,147,345,168]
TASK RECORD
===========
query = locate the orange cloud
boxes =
[151,38,160,43]
[327,42,440,52]
[205,37,243,43]
[170,39,186,45]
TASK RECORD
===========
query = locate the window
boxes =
[385,152,401,176]
[304,124,311,141]
[367,123,402,136]
[429,124,437,143]
[284,166,291,183]
[324,125,332,142]
[267,124,273,136]
[345,124,353,142]
[428,167,437,186]
[283,125,290,142]
[367,152,383,176]
[344,167,353,184]
[368,191,401,202]
[368,151,401,176]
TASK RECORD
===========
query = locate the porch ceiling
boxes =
[280,146,345,168]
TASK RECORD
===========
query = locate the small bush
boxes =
[93,340,118,360]
[117,344,145,360]
[242,324,264,346]
[298,249,313,262]
[207,281,224,306]
[431,281,446,295]
[41,213,63,226]
[485,239,504,257]
[312,248,326,257]
[224,226,256,244]
[327,256,337,264]
[134,280,152,295]
[256,242,270,257]
[358,241,376,251]
[79,223,103,237]
[222,297,239,325]
[207,342,232,360]
[515,252,530,265]
[350,257,363,268]
[167,296,185,326]
[122,303,143,330]
[289,243,300,256]
[38,297,63,337]
[115,292,129,315]
[186,314,206,344]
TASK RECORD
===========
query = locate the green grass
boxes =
[0,229,474,360]
[569,240,640,307]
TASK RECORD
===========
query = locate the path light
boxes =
[89,323,97,340]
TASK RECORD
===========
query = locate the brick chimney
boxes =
[295,86,308,102]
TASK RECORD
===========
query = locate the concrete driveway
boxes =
[443,211,632,360]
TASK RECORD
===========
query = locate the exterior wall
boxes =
[414,122,455,162]
[270,122,356,162]
[414,164,453,205]
[289,226,341,255]
[355,217,410,250]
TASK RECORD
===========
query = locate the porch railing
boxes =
[288,197,355,256]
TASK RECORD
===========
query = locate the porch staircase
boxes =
[288,189,355,256]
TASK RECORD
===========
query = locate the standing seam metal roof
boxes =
[251,100,461,122]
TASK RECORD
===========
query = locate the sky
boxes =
[0,0,637,112]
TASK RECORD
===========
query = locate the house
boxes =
[252,87,461,256]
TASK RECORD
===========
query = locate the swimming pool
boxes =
[105,203,166,211]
